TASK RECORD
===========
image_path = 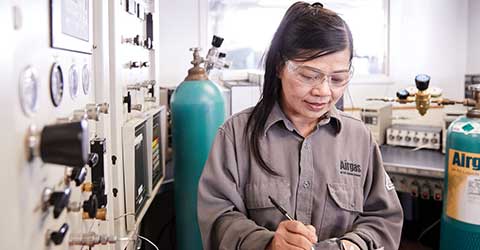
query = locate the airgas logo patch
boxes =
[339,160,361,177]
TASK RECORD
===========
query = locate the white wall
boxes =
[467,0,480,74]
[157,0,208,87]
[347,0,468,107]
[158,0,470,105]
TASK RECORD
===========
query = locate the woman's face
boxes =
[279,49,351,123]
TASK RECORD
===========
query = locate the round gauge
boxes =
[50,63,64,107]
[82,64,90,95]
[19,66,39,116]
[69,65,79,99]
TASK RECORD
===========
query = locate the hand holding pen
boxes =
[267,196,317,250]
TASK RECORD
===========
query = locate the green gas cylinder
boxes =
[171,48,225,250]
[440,90,480,250]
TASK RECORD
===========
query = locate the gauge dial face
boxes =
[50,63,64,107]
[82,64,90,95]
[19,66,39,116]
[69,65,79,99]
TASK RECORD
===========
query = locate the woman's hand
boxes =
[266,221,318,250]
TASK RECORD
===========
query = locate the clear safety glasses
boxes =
[285,60,354,89]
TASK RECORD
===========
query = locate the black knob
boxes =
[83,194,98,219]
[211,35,224,48]
[396,89,409,100]
[71,167,87,186]
[123,92,132,113]
[49,223,69,245]
[144,37,152,49]
[148,85,155,97]
[142,61,150,68]
[130,61,140,68]
[87,153,99,168]
[49,188,71,218]
[218,52,226,58]
[415,74,430,91]
[40,120,88,167]
[133,35,141,46]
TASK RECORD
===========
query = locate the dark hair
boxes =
[245,1,354,175]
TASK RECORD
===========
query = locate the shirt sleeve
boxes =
[337,135,404,250]
[197,128,275,250]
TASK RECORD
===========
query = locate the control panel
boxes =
[3,0,165,250]
[386,124,442,150]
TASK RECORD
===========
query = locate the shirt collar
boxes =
[263,101,342,136]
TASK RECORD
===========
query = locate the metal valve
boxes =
[132,104,142,111]
[42,187,71,218]
[84,103,109,121]
[145,96,156,102]
[127,83,142,91]
[46,223,69,246]
[69,232,117,247]
[27,120,89,167]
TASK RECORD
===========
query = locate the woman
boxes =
[198,2,403,250]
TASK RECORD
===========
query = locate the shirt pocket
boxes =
[320,183,364,238]
[244,179,291,231]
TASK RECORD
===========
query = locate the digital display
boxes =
[152,113,164,184]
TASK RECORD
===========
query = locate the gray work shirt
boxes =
[198,103,403,250]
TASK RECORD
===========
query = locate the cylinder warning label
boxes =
[446,149,480,225]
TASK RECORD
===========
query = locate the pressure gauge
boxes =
[69,65,79,99]
[82,64,90,95]
[19,66,39,116]
[50,63,64,107]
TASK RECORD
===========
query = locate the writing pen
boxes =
[269,196,317,250]
[268,196,294,221]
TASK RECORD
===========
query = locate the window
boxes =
[208,0,389,78]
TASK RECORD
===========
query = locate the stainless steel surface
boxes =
[380,145,445,178]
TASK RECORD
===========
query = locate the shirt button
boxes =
[303,181,311,189]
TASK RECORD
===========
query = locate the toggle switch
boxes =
[141,61,150,68]
[68,166,87,186]
[87,153,99,168]
[42,187,71,218]
[129,61,140,69]
[46,223,69,245]
[133,35,141,46]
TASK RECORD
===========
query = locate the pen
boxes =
[269,196,316,250]
[268,196,294,221]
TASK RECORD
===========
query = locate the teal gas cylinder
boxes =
[440,93,480,250]
[171,48,225,250]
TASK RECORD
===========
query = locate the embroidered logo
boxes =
[385,172,395,191]
[339,160,361,177]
